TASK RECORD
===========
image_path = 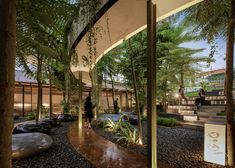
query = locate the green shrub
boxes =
[26,111,36,120]
[41,106,49,118]
[157,117,179,127]
[217,111,226,116]
[61,100,69,114]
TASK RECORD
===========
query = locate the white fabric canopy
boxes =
[70,0,203,73]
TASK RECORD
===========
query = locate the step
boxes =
[178,110,195,115]
[183,115,198,122]
[168,106,195,110]
[198,116,226,122]
[197,111,217,117]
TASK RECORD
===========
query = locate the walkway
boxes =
[68,122,171,168]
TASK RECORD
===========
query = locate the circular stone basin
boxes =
[12,132,53,159]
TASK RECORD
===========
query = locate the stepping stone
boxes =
[12,132,53,159]
[13,122,51,134]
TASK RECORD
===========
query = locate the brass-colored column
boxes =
[78,71,83,129]
[147,1,157,168]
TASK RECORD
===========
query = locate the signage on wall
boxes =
[204,122,226,166]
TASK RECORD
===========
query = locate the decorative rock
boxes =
[41,118,61,127]
[57,114,75,122]
[13,122,51,134]
[12,132,53,159]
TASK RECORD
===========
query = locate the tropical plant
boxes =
[104,114,129,132]
[117,126,139,144]
[17,1,81,123]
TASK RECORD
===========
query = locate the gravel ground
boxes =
[13,122,95,168]
[93,122,230,168]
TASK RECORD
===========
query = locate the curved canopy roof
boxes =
[70,0,203,73]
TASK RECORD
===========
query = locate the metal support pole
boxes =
[78,71,83,129]
[147,1,157,168]
[22,85,25,117]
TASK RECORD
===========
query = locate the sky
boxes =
[182,38,227,72]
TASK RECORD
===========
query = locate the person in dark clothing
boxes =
[195,88,206,110]
[114,98,119,114]
[84,96,94,128]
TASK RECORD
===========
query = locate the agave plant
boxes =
[104,114,129,132]
[117,126,139,144]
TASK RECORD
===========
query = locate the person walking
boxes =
[178,85,188,105]
[84,96,95,129]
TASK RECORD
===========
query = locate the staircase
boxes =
[165,95,228,124]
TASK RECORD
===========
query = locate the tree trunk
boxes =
[49,70,53,119]
[104,79,110,112]
[0,1,16,167]
[64,66,70,112]
[180,65,184,86]
[163,79,167,112]
[225,0,235,166]
[90,67,98,119]
[36,56,42,124]
[110,73,115,112]
[128,39,143,145]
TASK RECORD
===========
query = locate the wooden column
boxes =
[78,71,83,129]
[119,91,122,112]
[125,90,129,112]
[22,85,25,117]
[147,1,157,168]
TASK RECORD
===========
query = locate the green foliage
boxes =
[26,111,36,120]
[70,105,79,116]
[217,111,226,116]
[61,100,69,114]
[104,115,139,144]
[104,114,128,132]
[117,126,139,144]
[41,106,49,118]
[157,117,180,127]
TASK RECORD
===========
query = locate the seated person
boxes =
[195,88,205,109]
